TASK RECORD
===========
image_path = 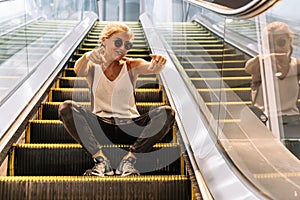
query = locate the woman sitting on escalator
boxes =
[58,22,175,176]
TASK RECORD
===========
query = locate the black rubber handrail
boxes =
[185,0,280,19]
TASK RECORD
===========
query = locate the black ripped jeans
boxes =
[58,100,175,156]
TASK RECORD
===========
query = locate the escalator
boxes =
[1,1,300,199]
[0,21,193,199]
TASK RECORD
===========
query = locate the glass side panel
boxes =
[103,0,119,21]
[222,0,300,199]
[124,0,140,21]
[144,0,300,198]
[0,0,97,104]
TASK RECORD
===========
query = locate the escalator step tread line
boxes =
[1,21,192,199]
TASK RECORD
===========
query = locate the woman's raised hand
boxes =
[148,54,167,71]
[85,46,106,65]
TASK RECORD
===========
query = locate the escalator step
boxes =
[72,53,151,61]
[77,48,150,55]
[39,102,89,120]
[170,44,224,50]
[62,67,158,78]
[198,88,251,102]
[206,102,252,120]
[50,88,90,102]
[191,77,251,88]
[185,68,248,77]
[26,120,74,143]
[166,40,224,46]
[80,42,149,50]
[39,102,165,120]
[63,68,76,77]
[0,175,191,200]
[9,143,182,176]
[26,118,174,144]
[176,54,245,62]
[181,60,246,69]
[173,48,236,55]
[49,88,163,103]
[57,77,88,88]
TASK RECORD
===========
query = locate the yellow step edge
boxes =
[205,101,252,105]
[185,68,246,72]
[50,88,161,92]
[40,102,164,107]
[181,60,245,64]
[11,143,179,149]
[0,175,189,182]
[198,88,251,92]
[191,76,251,81]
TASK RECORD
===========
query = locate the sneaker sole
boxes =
[115,170,140,176]
[84,170,114,176]
[105,171,115,176]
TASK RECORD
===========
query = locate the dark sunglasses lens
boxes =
[277,39,286,47]
[114,39,122,48]
[125,42,133,50]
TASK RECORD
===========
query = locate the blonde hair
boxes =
[99,22,134,43]
[263,21,294,55]
[264,21,294,41]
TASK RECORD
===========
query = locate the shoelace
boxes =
[123,161,139,174]
[93,162,106,172]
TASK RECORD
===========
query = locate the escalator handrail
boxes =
[185,0,280,19]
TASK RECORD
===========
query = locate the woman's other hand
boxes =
[148,54,167,71]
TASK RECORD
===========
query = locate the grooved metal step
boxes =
[0,175,191,200]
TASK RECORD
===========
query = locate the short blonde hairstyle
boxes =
[264,21,294,41]
[99,22,134,43]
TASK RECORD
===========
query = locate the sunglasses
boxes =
[114,38,133,50]
[276,38,287,47]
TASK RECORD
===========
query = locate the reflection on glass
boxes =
[245,21,300,139]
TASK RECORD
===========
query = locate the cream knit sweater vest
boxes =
[91,62,140,118]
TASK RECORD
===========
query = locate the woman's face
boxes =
[103,31,133,61]
[269,34,291,54]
